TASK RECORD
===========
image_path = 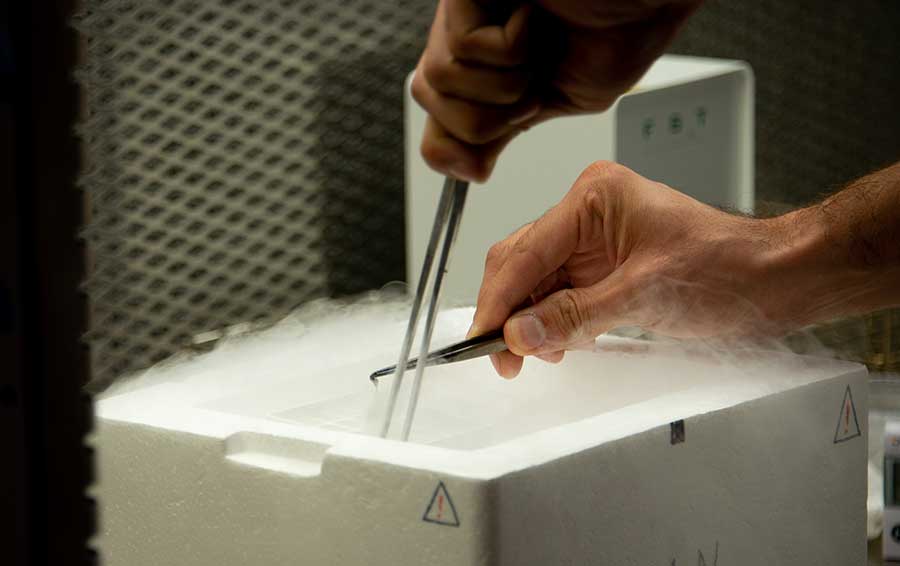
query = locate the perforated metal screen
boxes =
[76,0,433,385]
[76,0,899,387]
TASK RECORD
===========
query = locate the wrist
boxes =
[759,204,891,328]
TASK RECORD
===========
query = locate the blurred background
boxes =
[2,1,898,565]
[71,0,900,389]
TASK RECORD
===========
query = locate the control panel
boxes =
[616,71,751,211]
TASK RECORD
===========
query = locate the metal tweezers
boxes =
[369,328,507,381]
[377,176,470,441]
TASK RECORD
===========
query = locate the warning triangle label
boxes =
[833,385,861,444]
[422,481,460,527]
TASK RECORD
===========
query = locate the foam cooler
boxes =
[94,309,868,566]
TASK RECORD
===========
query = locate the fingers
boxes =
[444,0,532,67]
[412,76,538,145]
[414,0,536,181]
[488,347,563,380]
[530,268,570,304]
[468,162,638,376]
[469,197,581,380]
[472,195,582,334]
[537,350,565,364]
[419,117,520,182]
[420,54,530,105]
[490,350,523,379]
[504,272,632,356]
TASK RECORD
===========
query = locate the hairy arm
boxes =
[471,160,900,378]
[766,161,900,326]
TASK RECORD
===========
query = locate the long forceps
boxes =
[378,177,469,440]
[370,328,506,381]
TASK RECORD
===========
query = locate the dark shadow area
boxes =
[2,1,96,565]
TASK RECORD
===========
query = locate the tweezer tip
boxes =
[369,367,391,383]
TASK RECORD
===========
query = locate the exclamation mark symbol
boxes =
[423,482,459,527]
[833,386,860,445]
[844,400,850,434]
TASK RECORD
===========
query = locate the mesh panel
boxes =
[75,0,433,385]
[314,50,412,297]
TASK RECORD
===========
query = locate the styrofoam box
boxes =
[95,308,868,566]
[406,55,754,304]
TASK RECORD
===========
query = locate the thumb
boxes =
[503,279,627,356]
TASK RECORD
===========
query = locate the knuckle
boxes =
[487,88,518,106]
[421,55,454,93]
[573,160,631,206]
[497,87,526,105]
[584,160,628,185]
[460,114,500,145]
[552,289,584,340]
[575,178,603,215]
[446,32,474,60]
[510,229,531,255]
[410,74,428,107]
[485,242,506,266]
[492,75,528,104]
[468,158,493,183]
[510,229,552,275]
[420,137,446,172]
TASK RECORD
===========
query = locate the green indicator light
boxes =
[642,117,655,140]
[669,112,683,134]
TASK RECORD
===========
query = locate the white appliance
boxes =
[885,420,900,560]
[405,55,754,304]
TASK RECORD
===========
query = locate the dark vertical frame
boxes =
[1,1,95,565]
[0,4,26,562]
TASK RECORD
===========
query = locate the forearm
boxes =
[765,161,900,326]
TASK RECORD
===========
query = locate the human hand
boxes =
[412,0,702,182]
[469,161,794,378]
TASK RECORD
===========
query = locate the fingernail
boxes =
[510,105,539,125]
[489,353,501,374]
[447,164,474,182]
[508,313,546,351]
[537,351,563,364]
[466,323,481,340]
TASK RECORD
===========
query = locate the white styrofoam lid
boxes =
[97,304,864,477]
